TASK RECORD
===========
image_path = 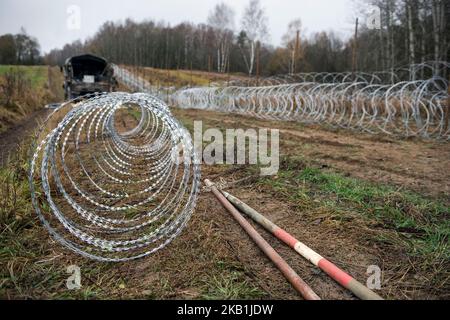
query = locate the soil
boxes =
[0,108,50,166]
[173,108,450,200]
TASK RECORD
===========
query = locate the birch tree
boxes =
[207,3,235,73]
[282,19,303,74]
[431,0,446,75]
[240,0,269,75]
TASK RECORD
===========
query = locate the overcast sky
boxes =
[0,0,357,54]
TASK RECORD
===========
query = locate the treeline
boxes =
[12,0,450,76]
[0,28,42,65]
[354,0,448,73]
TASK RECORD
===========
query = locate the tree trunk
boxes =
[432,0,441,75]
[378,8,385,72]
[249,41,255,76]
[407,1,416,80]
[439,0,447,78]
[386,0,395,82]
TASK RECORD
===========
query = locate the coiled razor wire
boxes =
[227,61,450,86]
[29,92,201,262]
[171,62,449,140]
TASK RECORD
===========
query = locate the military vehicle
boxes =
[62,54,117,100]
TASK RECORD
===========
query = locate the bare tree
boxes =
[282,19,303,74]
[13,28,41,65]
[240,0,269,75]
[406,1,416,65]
[431,0,446,75]
[360,0,397,80]
[207,3,235,73]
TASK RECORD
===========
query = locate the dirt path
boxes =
[0,108,50,166]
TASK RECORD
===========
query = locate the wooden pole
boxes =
[294,30,300,74]
[222,191,383,300]
[445,81,450,133]
[166,69,170,103]
[256,41,261,87]
[227,53,231,87]
[208,55,212,73]
[190,61,193,88]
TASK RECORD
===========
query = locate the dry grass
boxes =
[0,66,61,133]
[124,66,249,89]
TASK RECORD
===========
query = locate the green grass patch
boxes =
[0,65,48,89]
[172,71,211,87]
[260,158,449,261]
[127,109,142,122]
[201,271,266,300]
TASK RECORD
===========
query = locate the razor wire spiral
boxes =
[29,92,201,262]
[227,61,450,86]
[172,62,449,139]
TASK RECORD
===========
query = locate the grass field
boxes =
[0,65,48,89]
[0,65,61,134]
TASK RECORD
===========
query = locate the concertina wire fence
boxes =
[29,92,201,261]
[170,61,449,139]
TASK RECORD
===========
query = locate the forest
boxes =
[40,0,449,76]
[0,1,448,76]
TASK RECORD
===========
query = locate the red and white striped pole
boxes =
[222,191,383,300]
[205,180,321,300]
